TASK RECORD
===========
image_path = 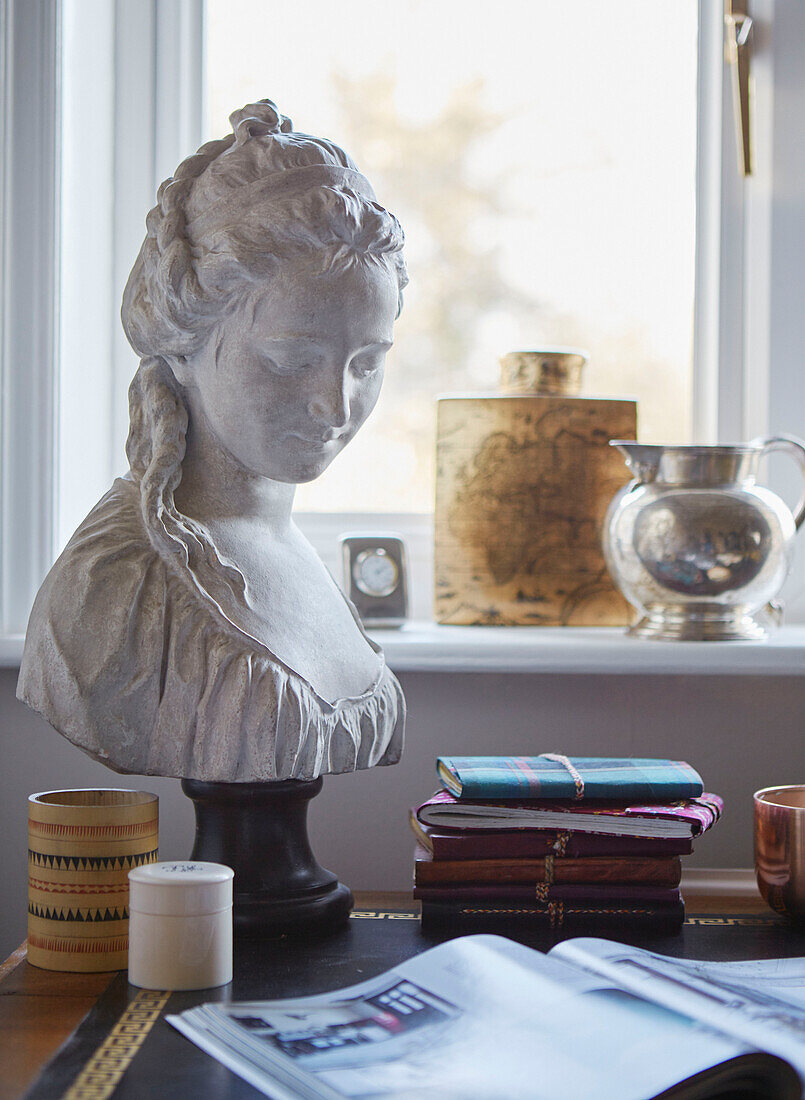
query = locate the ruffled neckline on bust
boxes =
[118,476,388,712]
[209,590,389,714]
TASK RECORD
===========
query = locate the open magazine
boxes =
[168,935,805,1099]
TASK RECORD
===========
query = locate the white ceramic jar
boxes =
[127,861,233,990]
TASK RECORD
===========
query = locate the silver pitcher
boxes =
[603,436,805,640]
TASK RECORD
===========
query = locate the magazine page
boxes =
[168,934,787,1100]
[553,938,805,1087]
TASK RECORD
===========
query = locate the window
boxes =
[208,1,699,514]
[3,0,805,640]
[0,0,59,639]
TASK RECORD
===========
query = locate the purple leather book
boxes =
[409,809,695,859]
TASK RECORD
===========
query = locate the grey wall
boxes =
[2,667,803,960]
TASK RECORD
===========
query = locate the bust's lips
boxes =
[285,431,345,446]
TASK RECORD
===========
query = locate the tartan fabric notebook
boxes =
[437,755,704,802]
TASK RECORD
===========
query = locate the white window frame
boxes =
[0,0,60,640]
[2,0,805,658]
[57,0,204,555]
[695,0,805,622]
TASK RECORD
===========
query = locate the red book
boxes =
[413,845,682,888]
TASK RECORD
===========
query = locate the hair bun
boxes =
[230,100,293,144]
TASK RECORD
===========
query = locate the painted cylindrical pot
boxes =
[27,789,158,971]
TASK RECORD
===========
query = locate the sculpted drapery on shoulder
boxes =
[17,100,408,781]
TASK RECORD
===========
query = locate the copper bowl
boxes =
[754,785,805,920]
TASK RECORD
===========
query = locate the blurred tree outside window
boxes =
[205,0,697,513]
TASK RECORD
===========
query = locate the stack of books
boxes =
[410,755,722,934]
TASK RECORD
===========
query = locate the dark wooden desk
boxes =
[0,889,797,1100]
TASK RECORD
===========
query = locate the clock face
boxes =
[353,547,400,598]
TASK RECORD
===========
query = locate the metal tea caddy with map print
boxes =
[604,436,805,640]
[434,349,638,626]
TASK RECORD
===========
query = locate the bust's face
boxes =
[179,257,399,483]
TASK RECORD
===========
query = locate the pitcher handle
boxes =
[752,434,805,530]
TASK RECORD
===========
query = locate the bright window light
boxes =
[205,0,697,513]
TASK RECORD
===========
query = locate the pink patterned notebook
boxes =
[416,789,723,840]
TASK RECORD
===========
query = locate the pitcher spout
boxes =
[610,441,661,484]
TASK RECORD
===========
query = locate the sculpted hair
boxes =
[121,100,407,599]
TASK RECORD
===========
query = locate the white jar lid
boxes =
[128,861,233,916]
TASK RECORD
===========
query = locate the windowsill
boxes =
[368,622,805,675]
[3,624,805,676]
[0,636,25,669]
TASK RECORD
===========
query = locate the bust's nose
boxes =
[307,364,350,431]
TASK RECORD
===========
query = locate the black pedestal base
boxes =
[181,778,353,936]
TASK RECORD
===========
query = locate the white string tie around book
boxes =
[539,753,585,800]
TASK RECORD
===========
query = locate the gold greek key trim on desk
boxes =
[351,911,781,926]
[351,909,419,920]
[685,915,779,926]
[63,988,169,1099]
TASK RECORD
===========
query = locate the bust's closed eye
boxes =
[350,353,384,378]
[261,354,309,377]
[350,343,392,378]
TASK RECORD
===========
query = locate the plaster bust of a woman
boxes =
[17,100,407,782]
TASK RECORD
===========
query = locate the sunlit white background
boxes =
[206,0,697,512]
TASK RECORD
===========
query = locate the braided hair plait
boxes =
[126,355,247,602]
[124,133,247,597]
[126,356,186,493]
[123,133,235,359]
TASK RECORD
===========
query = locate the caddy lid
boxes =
[128,861,233,915]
